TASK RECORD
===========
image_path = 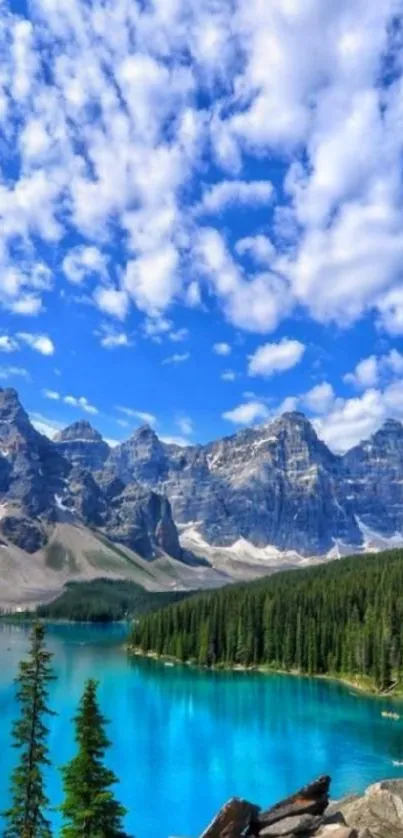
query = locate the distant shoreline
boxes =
[128,646,403,701]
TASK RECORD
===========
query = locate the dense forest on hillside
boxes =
[131,550,403,691]
[35,579,190,622]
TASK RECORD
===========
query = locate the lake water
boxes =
[1,623,403,837]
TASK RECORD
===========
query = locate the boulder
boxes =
[255,776,331,830]
[259,813,323,835]
[200,797,260,838]
[314,828,358,837]
[336,780,403,838]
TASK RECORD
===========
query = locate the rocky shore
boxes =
[199,774,403,837]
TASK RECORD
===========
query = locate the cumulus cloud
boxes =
[312,381,403,453]
[0,336,19,353]
[17,333,55,355]
[302,382,335,414]
[0,0,402,348]
[223,400,269,425]
[248,338,305,378]
[63,246,107,285]
[235,235,275,265]
[344,349,403,389]
[42,389,60,401]
[221,370,237,381]
[195,227,290,333]
[169,328,189,342]
[197,179,274,214]
[93,287,129,321]
[213,342,231,356]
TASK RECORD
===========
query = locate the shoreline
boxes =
[128,646,403,701]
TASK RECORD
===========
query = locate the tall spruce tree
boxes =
[60,679,129,838]
[3,623,55,838]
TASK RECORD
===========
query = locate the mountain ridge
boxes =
[2,386,403,609]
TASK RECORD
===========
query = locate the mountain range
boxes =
[1,386,403,608]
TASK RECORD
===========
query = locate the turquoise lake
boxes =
[1,623,403,837]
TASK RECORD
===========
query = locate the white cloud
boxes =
[277,396,299,415]
[344,356,379,389]
[63,246,107,284]
[302,382,335,415]
[162,352,190,365]
[64,395,98,415]
[116,406,157,426]
[221,370,237,381]
[345,349,403,389]
[100,333,130,349]
[0,336,19,353]
[235,235,275,265]
[377,288,403,335]
[169,328,189,342]
[223,400,269,425]
[248,338,305,378]
[0,0,402,349]
[198,179,274,214]
[213,342,231,356]
[124,244,180,315]
[93,287,129,321]
[0,366,29,380]
[42,389,60,401]
[93,319,131,348]
[142,317,172,340]
[195,227,290,333]
[17,333,55,355]
[176,416,193,436]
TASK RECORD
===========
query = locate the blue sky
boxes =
[1,0,403,452]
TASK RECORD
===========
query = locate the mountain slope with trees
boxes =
[131,548,403,692]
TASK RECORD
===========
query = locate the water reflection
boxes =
[0,624,403,838]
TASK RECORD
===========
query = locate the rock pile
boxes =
[199,775,403,838]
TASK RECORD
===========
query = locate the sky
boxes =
[1,0,403,452]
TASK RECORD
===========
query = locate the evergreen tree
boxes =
[3,623,55,838]
[131,547,403,692]
[60,679,129,838]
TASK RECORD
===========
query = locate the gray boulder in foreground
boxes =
[198,776,403,838]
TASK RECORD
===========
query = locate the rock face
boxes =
[199,775,403,838]
[0,388,68,550]
[106,414,363,555]
[343,420,403,536]
[54,420,110,471]
[0,389,181,561]
[5,386,403,562]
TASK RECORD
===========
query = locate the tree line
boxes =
[131,548,403,691]
[2,624,130,838]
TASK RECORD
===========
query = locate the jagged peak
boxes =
[129,423,160,441]
[54,420,105,444]
[378,417,403,433]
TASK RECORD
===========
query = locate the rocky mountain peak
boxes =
[0,387,35,444]
[54,420,104,443]
[54,419,109,471]
[130,423,159,440]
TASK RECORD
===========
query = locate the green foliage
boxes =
[60,679,130,838]
[132,548,403,691]
[3,623,55,838]
[36,578,191,622]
